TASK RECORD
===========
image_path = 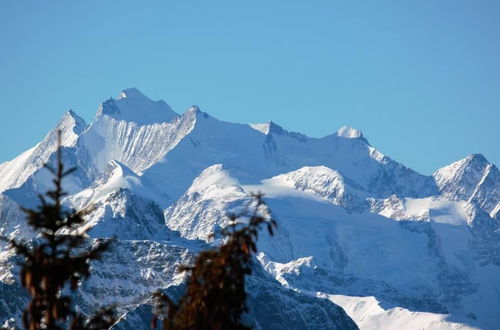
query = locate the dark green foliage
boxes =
[3,132,116,330]
[153,194,276,330]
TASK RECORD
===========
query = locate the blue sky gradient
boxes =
[0,0,498,174]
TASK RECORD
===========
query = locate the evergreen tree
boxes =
[152,194,276,330]
[3,131,116,330]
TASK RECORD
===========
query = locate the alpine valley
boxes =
[1,88,499,329]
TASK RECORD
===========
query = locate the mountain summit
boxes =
[335,126,363,139]
[97,88,178,125]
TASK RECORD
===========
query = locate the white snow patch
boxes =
[242,176,327,202]
[249,122,270,135]
[336,126,363,139]
[187,164,240,194]
[324,294,481,330]
[405,197,469,226]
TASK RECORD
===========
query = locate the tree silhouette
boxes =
[152,194,276,330]
[3,131,116,330]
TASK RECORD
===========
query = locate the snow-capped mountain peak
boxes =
[118,87,145,100]
[335,126,363,139]
[58,109,88,146]
[1,88,499,329]
[164,164,248,241]
[433,154,499,214]
[248,121,300,138]
[434,154,490,182]
[97,88,178,125]
[85,160,141,202]
[186,105,201,113]
[184,105,212,122]
[249,122,272,135]
[66,159,171,214]
[265,166,366,207]
[0,110,87,193]
[187,164,240,194]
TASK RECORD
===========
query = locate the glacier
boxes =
[0,88,499,329]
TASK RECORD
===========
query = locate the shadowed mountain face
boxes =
[1,89,498,329]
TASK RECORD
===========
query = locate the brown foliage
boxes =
[152,194,276,330]
[3,132,116,330]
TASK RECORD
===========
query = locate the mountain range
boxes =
[1,88,499,329]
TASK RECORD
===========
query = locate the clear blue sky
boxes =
[0,0,498,174]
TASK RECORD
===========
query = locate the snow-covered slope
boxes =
[164,164,250,241]
[142,108,435,202]
[81,90,192,174]
[257,166,368,210]
[175,168,497,328]
[324,294,481,330]
[0,110,87,193]
[1,88,499,329]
